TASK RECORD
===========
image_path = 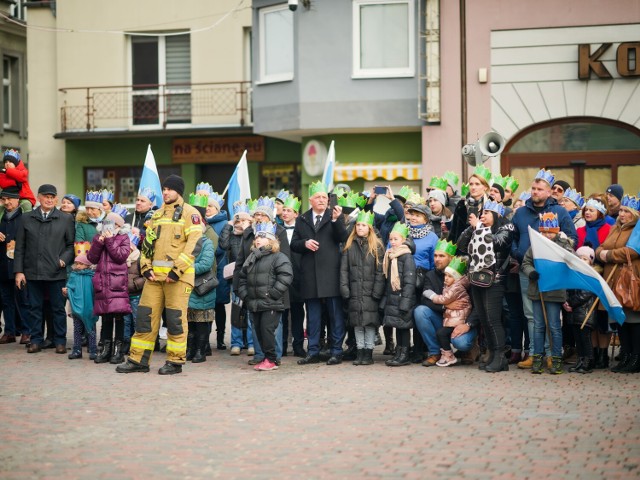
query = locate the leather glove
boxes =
[529,270,540,281]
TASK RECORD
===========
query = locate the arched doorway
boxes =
[501,117,640,195]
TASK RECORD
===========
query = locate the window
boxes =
[353,0,415,78]
[258,5,294,83]
[130,33,191,126]
[2,56,19,130]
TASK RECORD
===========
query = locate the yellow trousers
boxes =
[128,279,191,366]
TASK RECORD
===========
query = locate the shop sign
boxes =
[579,42,640,79]
[172,136,264,163]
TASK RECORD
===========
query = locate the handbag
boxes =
[231,296,247,329]
[468,255,511,288]
[614,249,640,311]
[193,270,219,296]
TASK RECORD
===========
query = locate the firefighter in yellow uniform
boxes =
[116,175,202,375]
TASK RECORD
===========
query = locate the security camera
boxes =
[288,0,298,11]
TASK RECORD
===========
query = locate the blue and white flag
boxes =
[528,226,625,324]
[139,144,162,208]
[224,150,251,208]
[322,140,335,191]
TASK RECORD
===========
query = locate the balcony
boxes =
[57,81,252,136]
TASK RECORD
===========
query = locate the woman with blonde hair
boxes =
[448,166,491,243]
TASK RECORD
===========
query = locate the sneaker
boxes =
[230,346,241,356]
[247,347,255,356]
[422,354,441,367]
[254,359,266,370]
[257,359,278,371]
[436,350,458,367]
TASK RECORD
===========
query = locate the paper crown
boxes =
[534,168,555,186]
[254,221,277,239]
[483,200,505,217]
[309,181,329,198]
[233,201,251,217]
[275,189,290,203]
[256,196,275,211]
[74,241,91,257]
[128,231,141,247]
[195,182,213,196]
[435,239,457,256]
[585,198,606,214]
[442,171,459,188]
[85,190,103,207]
[473,165,492,183]
[138,186,157,203]
[282,195,302,212]
[188,193,209,208]
[428,176,449,191]
[539,212,560,232]
[356,210,375,226]
[461,183,470,197]
[111,203,129,220]
[391,222,410,239]
[446,256,468,277]
[247,199,258,213]
[101,189,114,203]
[406,192,425,206]
[395,186,414,202]
[3,148,20,162]
[519,191,531,202]
[208,191,224,209]
[338,193,357,209]
[490,174,508,190]
[621,195,640,212]
[505,176,519,193]
[355,193,368,209]
[563,188,585,208]
[332,187,347,198]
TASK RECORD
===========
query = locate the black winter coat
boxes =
[219,223,243,263]
[448,194,486,243]
[14,207,75,281]
[237,248,293,313]
[382,250,416,329]
[290,209,348,299]
[566,289,597,328]
[0,208,24,281]
[339,239,385,327]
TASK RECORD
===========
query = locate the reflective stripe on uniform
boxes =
[184,225,201,236]
[152,266,194,274]
[131,338,155,350]
[154,219,186,226]
[178,253,194,266]
[166,339,187,353]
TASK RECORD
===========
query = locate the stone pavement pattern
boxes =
[1,327,639,479]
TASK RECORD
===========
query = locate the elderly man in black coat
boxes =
[291,182,349,365]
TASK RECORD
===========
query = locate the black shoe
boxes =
[192,349,206,363]
[361,349,374,365]
[116,360,150,373]
[318,348,331,361]
[216,342,227,351]
[569,357,584,373]
[109,340,125,365]
[94,340,112,364]
[293,348,307,358]
[619,354,640,373]
[205,343,213,356]
[611,353,631,373]
[343,345,357,361]
[297,355,320,365]
[158,362,183,375]
[41,339,55,349]
[68,350,82,360]
[386,346,410,367]
[353,349,364,366]
[485,351,509,373]
[327,355,342,365]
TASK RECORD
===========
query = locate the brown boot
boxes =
[422,354,441,367]
[517,354,533,369]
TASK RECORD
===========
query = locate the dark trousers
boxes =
[214,303,226,343]
[0,279,28,336]
[306,296,345,356]
[397,328,410,348]
[101,313,124,342]
[472,284,506,354]
[436,326,455,350]
[287,301,306,352]
[572,324,593,360]
[252,310,281,362]
[505,289,528,351]
[26,279,67,346]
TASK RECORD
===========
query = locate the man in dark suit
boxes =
[291,181,348,365]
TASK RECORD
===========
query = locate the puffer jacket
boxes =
[382,247,416,329]
[87,228,132,315]
[339,238,386,328]
[566,289,597,328]
[430,276,472,327]
[521,233,574,302]
[74,210,99,242]
[189,236,217,310]
[237,246,293,313]
[127,256,145,296]
[0,159,36,205]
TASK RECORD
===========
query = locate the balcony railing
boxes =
[58,81,252,133]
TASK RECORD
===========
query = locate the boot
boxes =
[478,350,495,371]
[619,354,640,373]
[517,353,532,369]
[109,340,125,364]
[158,361,183,375]
[186,330,195,361]
[192,334,207,363]
[611,352,631,373]
[343,344,357,361]
[115,359,150,373]
[94,340,112,364]
[594,348,607,369]
[352,349,364,366]
[531,354,544,374]
[361,349,374,365]
[548,356,564,374]
[568,357,584,373]
[383,339,395,356]
[485,351,509,373]
[386,346,410,367]
[385,345,402,366]
[600,348,610,369]
[205,342,213,356]
[577,357,594,374]
[68,349,82,360]
[216,330,227,350]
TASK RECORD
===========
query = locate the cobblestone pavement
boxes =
[1,321,639,479]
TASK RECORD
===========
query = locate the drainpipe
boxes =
[460,0,467,182]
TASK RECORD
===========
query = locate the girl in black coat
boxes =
[382,222,417,367]
[340,212,385,366]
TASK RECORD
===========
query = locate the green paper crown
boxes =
[435,239,457,256]
[283,195,301,212]
[337,193,357,208]
[188,193,208,208]
[447,256,468,276]
[355,194,368,209]
[396,186,414,201]
[391,222,410,239]
[461,183,470,197]
[442,171,460,188]
[332,187,346,198]
[473,165,492,182]
[428,176,449,191]
[406,192,425,206]
[505,176,519,193]
[247,198,258,213]
[356,210,375,226]
[490,174,508,189]
[309,181,329,198]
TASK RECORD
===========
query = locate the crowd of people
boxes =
[0,147,639,375]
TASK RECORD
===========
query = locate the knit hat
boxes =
[106,211,125,228]
[74,254,92,266]
[162,175,185,197]
[427,189,447,208]
[0,186,20,199]
[63,194,81,210]
[553,180,571,193]
[576,246,595,264]
[606,184,623,202]
[491,183,505,200]
[2,149,20,166]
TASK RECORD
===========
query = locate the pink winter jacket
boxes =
[430,276,472,327]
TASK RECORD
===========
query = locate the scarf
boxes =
[242,245,273,274]
[585,218,606,248]
[383,244,412,291]
[409,223,433,239]
[126,247,140,267]
[468,225,496,272]
[569,209,578,219]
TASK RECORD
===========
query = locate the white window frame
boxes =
[3,56,13,129]
[352,0,415,79]
[258,4,294,84]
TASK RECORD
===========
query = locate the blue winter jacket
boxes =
[207,210,231,304]
[411,228,438,271]
[511,196,577,263]
[364,198,406,246]
[188,236,217,310]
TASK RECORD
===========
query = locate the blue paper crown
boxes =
[563,188,584,208]
[519,191,531,202]
[85,190,103,204]
[539,212,559,230]
[101,189,114,203]
[138,186,157,203]
[111,203,129,220]
[128,231,141,247]
[483,200,505,217]
[254,221,277,237]
[585,198,606,215]
[3,148,20,162]
[534,169,555,186]
[233,201,250,216]
[275,189,290,203]
[195,182,213,195]
[257,196,275,211]
[209,191,225,208]
[621,195,640,212]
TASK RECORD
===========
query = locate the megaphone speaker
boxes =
[478,132,505,157]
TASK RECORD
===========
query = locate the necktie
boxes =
[315,215,322,230]
[284,226,295,230]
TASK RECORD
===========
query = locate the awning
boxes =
[333,162,422,182]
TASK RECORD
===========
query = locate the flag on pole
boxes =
[322,140,335,191]
[223,150,251,208]
[627,222,640,254]
[139,144,162,208]
[528,226,625,324]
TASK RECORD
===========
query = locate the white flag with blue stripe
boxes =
[139,144,162,208]
[322,140,335,191]
[528,226,625,324]
[224,150,251,209]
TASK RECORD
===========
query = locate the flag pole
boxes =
[580,264,618,329]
